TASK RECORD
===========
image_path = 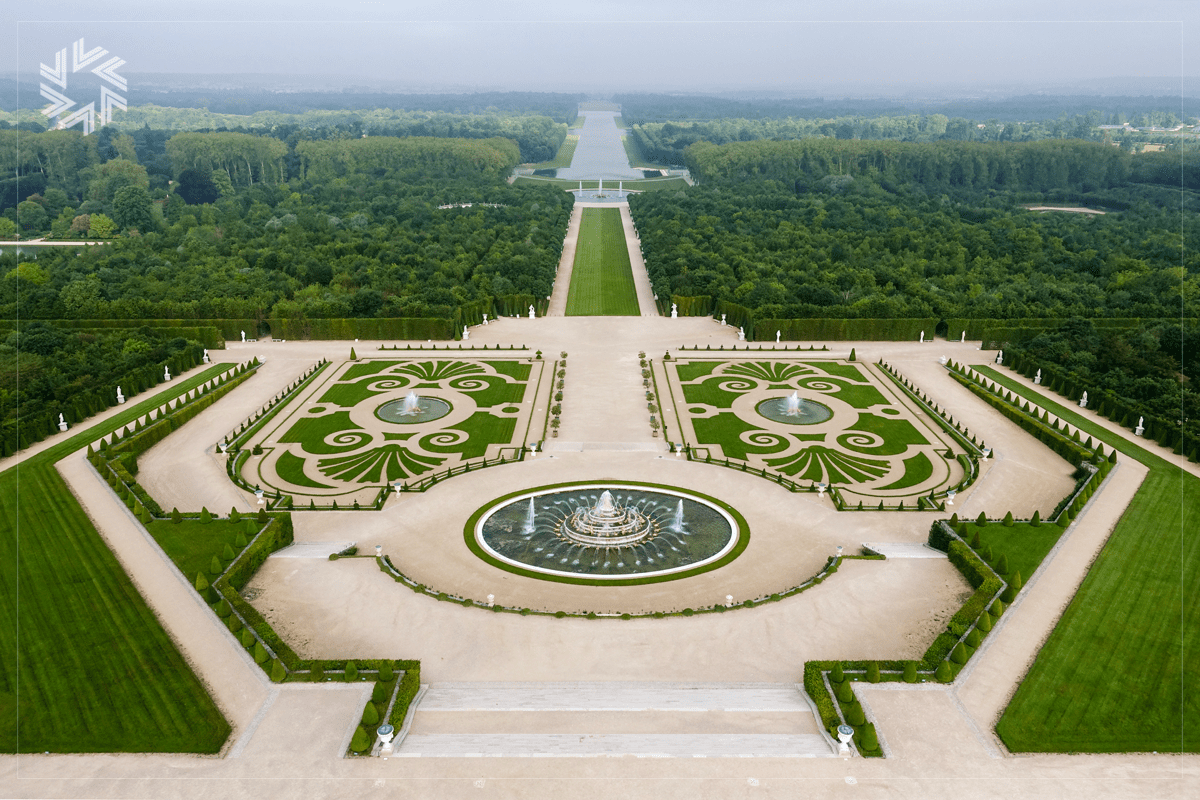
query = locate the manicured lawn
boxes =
[976,365,1198,753]
[565,208,640,316]
[145,518,258,587]
[0,364,233,753]
[527,135,578,169]
[962,520,1066,591]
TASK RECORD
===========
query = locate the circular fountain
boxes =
[756,392,832,425]
[376,391,451,424]
[471,484,743,582]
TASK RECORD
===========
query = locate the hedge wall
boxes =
[944,317,1195,345]
[267,317,454,341]
[755,318,938,342]
[0,320,225,348]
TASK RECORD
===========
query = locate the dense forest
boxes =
[628,179,1194,321]
[1,130,572,322]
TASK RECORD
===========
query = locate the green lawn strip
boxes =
[275,450,332,489]
[963,520,1065,589]
[483,360,532,381]
[527,135,578,169]
[279,411,365,454]
[675,361,720,382]
[803,361,867,382]
[342,361,399,381]
[801,379,888,409]
[318,379,397,407]
[876,452,934,491]
[692,414,790,460]
[680,377,740,408]
[844,413,930,455]
[421,413,516,459]
[145,518,258,586]
[975,365,1198,753]
[1,363,232,753]
[457,375,528,407]
[564,208,640,316]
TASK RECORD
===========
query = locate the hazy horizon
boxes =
[6,1,1200,99]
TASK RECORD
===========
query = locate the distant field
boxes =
[565,208,640,316]
[622,135,670,170]
[527,135,578,170]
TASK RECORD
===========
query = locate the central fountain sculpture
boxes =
[756,392,833,425]
[400,391,422,415]
[559,490,657,547]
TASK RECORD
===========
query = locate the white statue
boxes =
[482,314,488,325]
[920,330,925,343]
[528,304,535,319]
[462,328,470,340]
[737,326,745,341]
[240,330,246,342]
[1034,369,1042,385]
[671,303,678,319]
[995,350,1004,365]
[202,348,210,363]
[58,413,67,432]
[1079,391,1088,408]
[164,366,171,381]
[116,386,125,404]
[960,331,966,343]
[721,313,726,326]
[939,355,948,365]
[1135,417,1145,437]
[775,330,781,344]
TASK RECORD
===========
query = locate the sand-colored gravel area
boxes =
[11,205,1196,798]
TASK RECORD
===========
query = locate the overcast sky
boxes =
[6,1,1200,95]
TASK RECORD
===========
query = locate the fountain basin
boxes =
[376,395,452,424]
[468,482,746,584]
[755,394,832,425]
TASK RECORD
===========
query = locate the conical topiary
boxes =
[976,610,992,632]
[1002,511,1014,527]
[253,641,269,664]
[966,629,982,648]
[830,662,845,683]
[349,347,358,361]
[951,642,968,665]
[935,661,953,683]
[229,507,241,524]
[903,662,917,683]
[200,506,212,524]
[349,726,369,753]
[271,659,287,683]
[171,507,182,524]
[867,662,881,683]
[995,553,1010,575]
[976,512,987,527]
[361,702,379,727]
[846,703,866,726]
[345,661,359,682]
[222,543,236,562]
[210,554,223,576]
[990,599,1005,617]
[1003,571,1023,603]
[836,680,854,704]
[859,722,879,752]
[1030,509,1041,527]
[379,662,394,682]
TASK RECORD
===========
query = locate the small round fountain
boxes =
[756,392,832,425]
[376,391,451,424]
[472,484,743,582]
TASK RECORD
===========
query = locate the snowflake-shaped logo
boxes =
[39,38,127,135]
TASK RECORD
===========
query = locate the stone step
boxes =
[541,441,666,452]
[394,732,835,758]
[271,541,356,558]
[417,682,814,713]
[860,542,948,559]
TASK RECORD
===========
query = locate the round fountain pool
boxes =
[470,483,744,583]
[756,394,832,425]
[376,394,451,424]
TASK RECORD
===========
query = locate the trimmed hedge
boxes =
[756,318,938,342]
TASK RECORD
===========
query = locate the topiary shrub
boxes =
[848,348,856,361]
[990,599,1005,617]
[349,725,369,754]
[951,642,968,665]
[222,543,236,562]
[271,658,287,683]
[240,628,255,648]
[349,347,358,361]
[859,722,879,752]
[935,661,953,683]
[976,512,987,527]
[845,703,866,726]
[372,682,390,704]
[903,662,917,683]
[257,508,269,524]
[1030,509,1041,527]
[209,554,223,577]
[253,641,269,665]
[830,662,844,683]
[969,530,981,548]
[229,508,241,524]
[345,661,359,681]
[995,553,1009,576]
[362,702,379,727]
[1002,511,1014,527]
[200,506,212,524]
[379,662,395,682]
[976,610,993,632]
[835,680,854,704]
[310,664,324,683]
[171,507,182,524]
[867,662,881,683]
[1002,571,1023,603]
[1058,511,1072,528]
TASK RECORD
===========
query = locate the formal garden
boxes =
[660,357,975,506]
[239,357,550,506]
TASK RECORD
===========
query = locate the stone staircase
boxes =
[393,682,837,758]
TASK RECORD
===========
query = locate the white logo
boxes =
[39,38,127,134]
